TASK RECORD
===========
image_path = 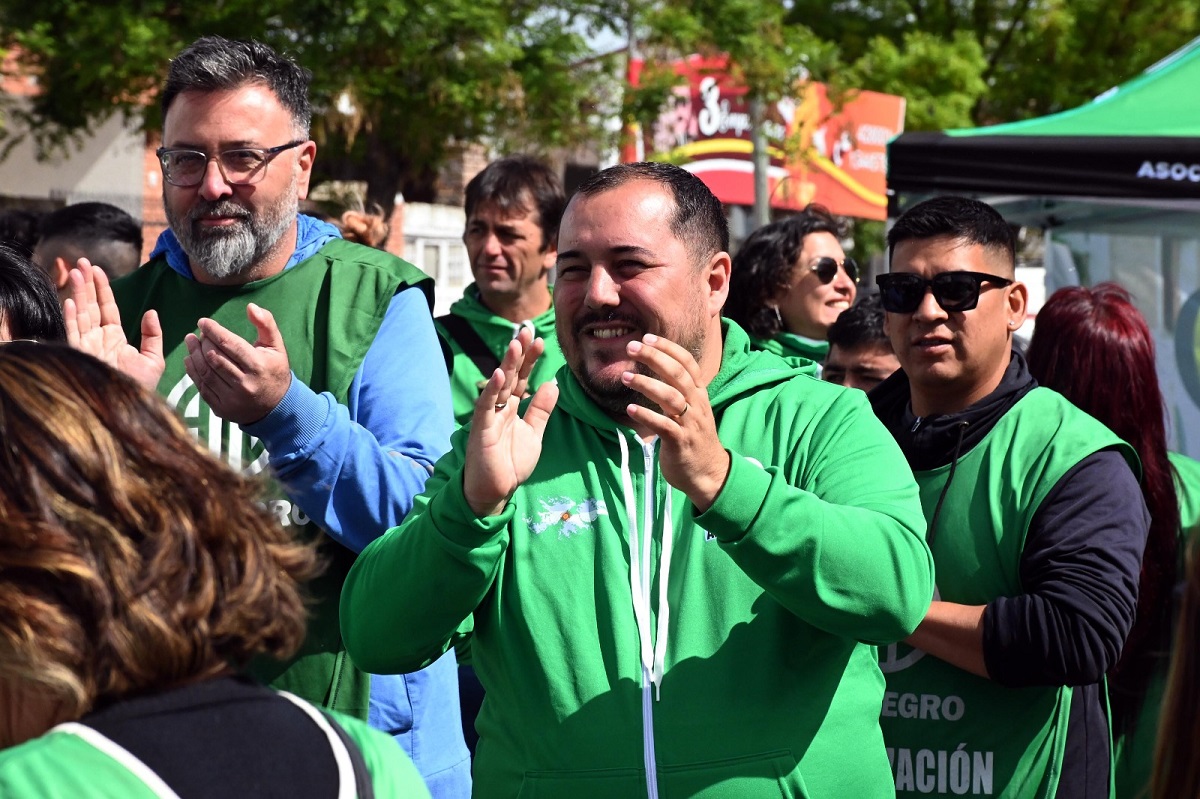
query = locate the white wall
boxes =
[402,202,469,316]
[0,104,144,218]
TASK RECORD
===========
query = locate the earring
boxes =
[772,306,784,330]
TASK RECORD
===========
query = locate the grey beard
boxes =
[166,193,296,281]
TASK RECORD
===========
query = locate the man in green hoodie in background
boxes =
[436,155,567,426]
[343,162,935,798]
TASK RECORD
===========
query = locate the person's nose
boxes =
[584,265,620,309]
[912,284,947,324]
[832,266,856,296]
[480,230,503,259]
[197,158,234,202]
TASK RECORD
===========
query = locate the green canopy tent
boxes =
[888,36,1200,211]
[885,36,1200,456]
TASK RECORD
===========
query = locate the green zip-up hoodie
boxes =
[342,320,934,799]
[435,283,566,425]
[749,331,824,376]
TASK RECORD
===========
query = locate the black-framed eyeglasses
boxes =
[876,271,1013,314]
[156,140,305,187]
[809,256,859,285]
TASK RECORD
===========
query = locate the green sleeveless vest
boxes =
[112,240,434,720]
[879,388,1135,799]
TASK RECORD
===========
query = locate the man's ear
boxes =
[295,140,318,200]
[1006,281,1028,332]
[51,257,71,290]
[706,251,732,317]
[541,235,558,274]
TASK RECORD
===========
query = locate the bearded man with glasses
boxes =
[63,35,469,798]
[869,195,1148,799]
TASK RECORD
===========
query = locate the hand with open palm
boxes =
[463,326,559,517]
[64,261,164,391]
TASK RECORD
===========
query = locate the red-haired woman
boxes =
[1026,281,1200,797]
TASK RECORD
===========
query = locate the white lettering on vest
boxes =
[166,374,269,475]
[881,691,966,721]
[267,499,292,528]
[887,746,994,795]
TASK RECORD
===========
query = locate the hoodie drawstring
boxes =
[617,433,673,700]
[927,420,970,548]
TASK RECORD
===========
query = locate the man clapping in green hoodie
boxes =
[344,162,935,799]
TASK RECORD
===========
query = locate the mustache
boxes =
[189,199,251,224]
[571,310,642,336]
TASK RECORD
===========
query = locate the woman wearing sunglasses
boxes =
[725,204,858,367]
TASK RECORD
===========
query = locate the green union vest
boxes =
[111,239,434,720]
[879,388,1136,799]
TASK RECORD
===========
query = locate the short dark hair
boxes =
[0,242,66,341]
[0,208,43,253]
[573,162,728,263]
[162,36,312,135]
[37,203,143,279]
[887,196,1016,270]
[725,205,840,337]
[464,156,566,251]
[827,291,889,351]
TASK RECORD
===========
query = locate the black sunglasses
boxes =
[875,271,1013,313]
[809,256,859,284]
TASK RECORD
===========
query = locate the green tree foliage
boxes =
[0,0,614,210]
[786,0,1200,126]
[843,31,988,131]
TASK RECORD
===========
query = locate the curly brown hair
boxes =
[0,343,318,720]
[339,207,390,250]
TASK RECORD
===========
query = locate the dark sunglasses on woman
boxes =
[809,256,859,284]
[875,271,1013,314]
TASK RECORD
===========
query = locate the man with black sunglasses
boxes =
[869,195,1148,798]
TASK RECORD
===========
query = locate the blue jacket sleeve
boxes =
[982,448,1149,686]
[244,287,455,553]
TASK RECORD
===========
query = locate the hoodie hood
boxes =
[448,283,556,333]
[554,318,814,434]
[869,349,1037,472]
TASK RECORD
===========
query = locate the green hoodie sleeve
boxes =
[696,387,935,645]
[340,425,513,674]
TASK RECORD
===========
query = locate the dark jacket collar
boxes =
[869,351,1037,472]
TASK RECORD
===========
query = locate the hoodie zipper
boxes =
[617,434,676,799]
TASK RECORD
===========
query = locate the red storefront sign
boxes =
[624,55,906,220]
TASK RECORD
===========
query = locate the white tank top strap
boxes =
[275,691,358,799]
[48,722,184,799]
[50,693,359,799]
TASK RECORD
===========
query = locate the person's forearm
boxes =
[907,600,989,679]
[341,464,509,675]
